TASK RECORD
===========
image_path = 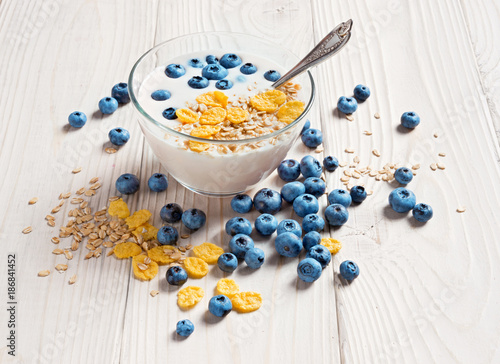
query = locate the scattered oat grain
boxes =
[38,270,50,277]
[430,163,437,171]
[345,148,355,153]
[456,207,466,213]
[69,274,77,285]
[372,149,381,157]
[105,147,117,154]
[150,290,160,297]
[29,197,38,205]
[374,112,380,119]
[22,226,32,234]
[72,167,82,174]
[346,114,354,121]
[363,130,372,136]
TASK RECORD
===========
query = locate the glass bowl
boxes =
[129,32,315,196]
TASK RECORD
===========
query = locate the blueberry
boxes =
[277,159,301,182]
[350,186,367,203]
[230,194,253,214]
[108,127,130,146]
[151,89,171,101]
[400,111,420,129]
[219,53,242,69]
[111,82,130,104]
[115,173,140,195]
[292,194,319,218]
[201,64,228,80]
[303,231,321,251]
[274,232,303,258]
[300,155,322,178]
[162,107,178,120]
[254,213,278,236]
[304,177,326,198]
[218,252,238,273]
[264,70,281,82]
[240,63,257,75]
[182,208,207,230]
[301,120,311,135]
[253,188,282,214]
[208,295,232,317]
[188,58,205,68]
[229,234,254,259]
[412,203,433,222]
[206,55,219,64]
[187,76,209,89]
[165,64,186,78]
[328,189,352,208]
[339,260,359,281]
[160,203,183,223]
[302,214,325,233]
[306,245,331,269]
[277,219,302,238]
[225,217,252,236]
[244,247,265,269]
[353,84,370,102]
[176,319,195,337]
[324,204,349,226]
[148,173,168,192]
[323,156,339,172]
[215,79,233,90]
[297,258,322,283]
[166,266,188,285]
[98,97,118,114]
[388,187,416,213]
[394,167,414,185]
[337,96,358,114]
[157,225,179,245]
[301,128,323,148]
[68,111,87,128]
[281,181,306,204]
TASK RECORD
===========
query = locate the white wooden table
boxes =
[1,1,500,363]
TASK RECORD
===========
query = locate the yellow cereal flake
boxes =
[277,100,305,124]
[147,245,180,265]
[192,242,224,264]
[107,198,130,219]
[196,91,228,108]
[176,108,199,124]
[231,292,262,313]
[183,257,209,279]
[226,107,249,124]
[132,254,159,281]
[133,222,159,242]
[114,242,142,259]
[189,141,210,153]
[250,89,286,112]
[177,286,205,310]
[321,238,342,255]
[189,126,217,153]
[200,107,227,125]
[125,209,152,229]
[216,278,240,297]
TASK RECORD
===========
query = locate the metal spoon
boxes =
[272,19,353,89]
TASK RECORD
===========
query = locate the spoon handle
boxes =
[272,19,353,89]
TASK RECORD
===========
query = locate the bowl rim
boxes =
[128,31,315,144]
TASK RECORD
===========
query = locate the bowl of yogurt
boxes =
[129,32,315,196]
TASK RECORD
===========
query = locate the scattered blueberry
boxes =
[254,213,278,236]
[98,97,118,114]
[303,231,321,251]
[176,319,194,337]
[301,119,311,135]
[218,253,238,273]
[292,194,319,218]
[324,203,349,226]
[394,167,414,185]
[301,128,323,148]
[230,194,253,214]
[166,266,188,285]
[328,189,352,208]
[219,53,242,69]
[302,214,325,233]
[353,84,370,102]
[388,187,416,213]
[306,244,331,269]
[111,82,130,104]
[182,208,206,230]
[297,258,322,283]
[339,260,359,281]
[215,79,233,90]
[148,173,168,192]
[225,217,252,236]
[253,188,282,215]
[165,64,186,78]
[151,89,171,101]
[201,64,228,80]
[400,111,420,129]
[274,232,303,258]
[68,111,87,128]
[108,127,130,146]
[229,234,254,259]
[304,177,326,198]
[157,225,179,245]
[300,155,322,178]
[244,247,265,269]
[277,159,301,182]
[208,295,232,317]
[281,181,305,204]
[240,63,257,75]
[337,96,358,114]
[264,70,281,82]
[350,186,367,203]
[412,203,433,222]
[163,107,178,120]
[323,156,339,172]
[187,76,209,89]
[206,55,218,64]
[188,58,205,68]
[115,173,140,194]
[277,219,302,238]
[160,203,183,223]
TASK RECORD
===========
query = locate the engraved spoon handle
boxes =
[272,19,353,89]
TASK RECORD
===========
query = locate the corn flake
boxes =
[226,107,249,124]
[125,209,152,229]
[133,222,158,241]
[132,254,159,281]
[147,245,180,265]
[200,107,227,125]
[183,257,209,279]
[114,242,142,259]
[277,100,305,124]
[192,242,224,264]
[216,278,240,297]
[231,292,262,313]
[321,238,342,255]
[196,91,228,108]
[107,198,130,219]
[177,286,205,310]
[176,108,200,124]
[250,90,286,112]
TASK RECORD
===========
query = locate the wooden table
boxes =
[1,1,499,363]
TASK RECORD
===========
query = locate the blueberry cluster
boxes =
[115,172,169,194]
